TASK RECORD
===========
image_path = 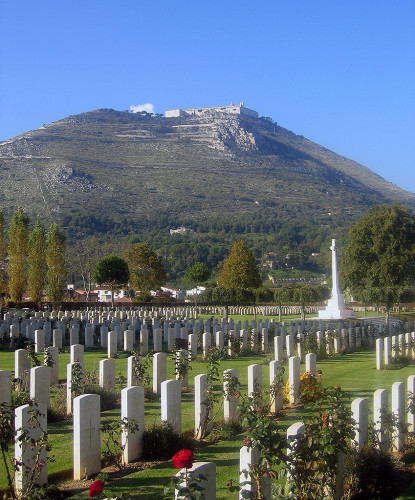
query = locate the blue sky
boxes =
[1,1,414,193]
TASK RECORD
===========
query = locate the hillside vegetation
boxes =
[1,108,414,281]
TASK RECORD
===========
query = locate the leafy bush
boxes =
[142,422,194,460]
[345,445,398,499]
[283,371,323,404]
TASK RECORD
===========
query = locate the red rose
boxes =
[317,370,322,375]
[89,479,104,498]
[172,449,194,469]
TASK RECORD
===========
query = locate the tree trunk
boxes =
[386,306,390,335]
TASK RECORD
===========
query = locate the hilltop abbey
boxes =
[165,102,258,118]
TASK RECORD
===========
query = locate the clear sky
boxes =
[1,1,414,193]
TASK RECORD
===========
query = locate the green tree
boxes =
[124,242,166,292]
[184,262,211,305]
[28,221,46,307]
[218,240,262,317]
[0,208,6,307]
[94,255,130,307]
[46,224,67,304]
[7,207,29,303]
[341,204,415,328]
[218,240,262,290]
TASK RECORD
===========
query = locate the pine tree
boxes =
[7,207,29,303]
[28,221,46,306]
[45,224,67,303]
[218,240,262,290]
[94,255,130,308]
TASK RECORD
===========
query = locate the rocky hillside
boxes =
[0,108,413,252]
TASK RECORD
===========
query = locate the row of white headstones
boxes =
[1,340,415,498]
[1,317,413,490]
[3,360,415,498]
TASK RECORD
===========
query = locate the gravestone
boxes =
[73,394,101,479]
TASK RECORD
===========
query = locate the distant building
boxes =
[94,286,127,302]
[165,102,258,119]
[186,286,206,296]
[170,226,188,235]
[73,289,99,302]
[160,286,185,301]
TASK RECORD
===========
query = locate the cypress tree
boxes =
[46,224,67,303]
[0,209,6,304]
[7,207,29,303]
[28,221,46,306]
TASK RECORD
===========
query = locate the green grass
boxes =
[1,339,415,498]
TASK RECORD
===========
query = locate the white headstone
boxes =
[161,379,181,435]
[15,402,48,492]
[73,394,101,479]
[121,386,144,463]
[99,358,115,392]
[153,352,167,395]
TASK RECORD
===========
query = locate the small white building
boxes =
[186,286,206,297]
[94,286,126,302]
[170,226,188,235]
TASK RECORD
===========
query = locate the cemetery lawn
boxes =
[1,347,415,497]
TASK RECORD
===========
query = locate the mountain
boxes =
[1,107,414,278]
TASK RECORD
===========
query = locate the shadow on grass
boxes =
[197,443,241,467]
[48,420,73,435]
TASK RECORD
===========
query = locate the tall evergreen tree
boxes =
[7,207,29,303]
[28,221,46,306]
[45,224,67,303]
[0,208,6,305]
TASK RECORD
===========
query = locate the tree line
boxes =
[0,207,67,307]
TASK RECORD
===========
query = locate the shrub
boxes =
[142,422,194,460]
[283,371,323,404]
[345,445,398,499]
[401,434,415,464]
